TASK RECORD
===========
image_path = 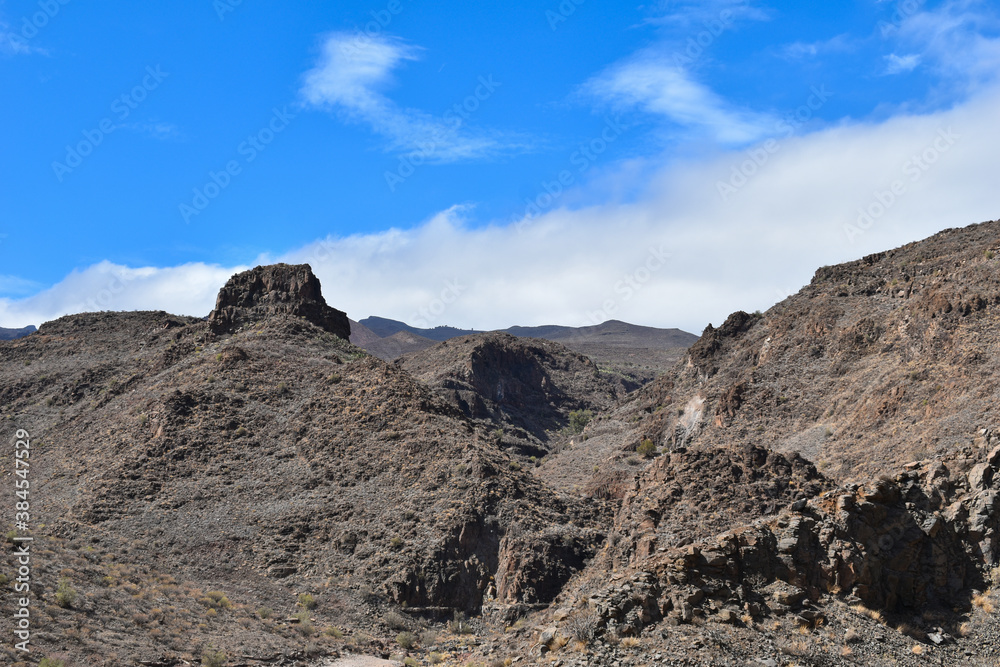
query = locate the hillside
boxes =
[0,265,606,665]
[481,219,1000,665]
[611,219,1000,482]
[398,332,624,457]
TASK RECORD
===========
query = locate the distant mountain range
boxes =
[0,325,35,340]
[350,316,699,387]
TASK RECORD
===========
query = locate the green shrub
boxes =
[449,611,473,635]
[257,607,272,619]
[568,409,594,434]
[389,536,403,549]
[201,591,231,609]
[201,649,226,667]
[637,438,657,458]
[397,631,417,649]
[39,659,65,667]
[298,593,317,610]
[55,577,77,608]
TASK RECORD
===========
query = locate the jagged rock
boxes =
[208,263,350,339]
[969,462,994,491]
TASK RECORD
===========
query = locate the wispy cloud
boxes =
[120,121,182,141]
[0,274,42,297]
[645,0,769,28]
[884,52,921,74]
[782,34,854,59]
[583,55,774,145]
[893,1,1000,91]
[300,32,531,162]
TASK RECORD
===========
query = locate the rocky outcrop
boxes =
[581,445,1000,637]
[400,332,622,448]
[208,263,350,339]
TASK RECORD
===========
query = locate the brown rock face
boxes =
[208,263,350,339]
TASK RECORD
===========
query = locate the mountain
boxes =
[609,219,1000,482]
[8,221,1000,665]
[0,324,36,340]
[0,265,606,665]
[363,329,438,361]
[358,317,699,387]
[398,332,624,457]
[359,316,482,341]
[496,219,1000,664]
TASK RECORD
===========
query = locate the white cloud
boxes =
[0,262,244,329]
[782,34,854,59]
[894,1,1000,91]
[646,0,770,28]
[884,53,921,74]
[583,56,774,145]
[4,86,999,336]
[300,32,530,162]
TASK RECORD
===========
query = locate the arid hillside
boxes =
[0,265,606,666]
[613,219,1000,482]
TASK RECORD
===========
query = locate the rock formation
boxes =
[208,263,350,339]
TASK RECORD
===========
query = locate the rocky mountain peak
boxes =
[208,263,350,339]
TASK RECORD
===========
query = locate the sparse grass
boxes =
[200,591,232,610]
[384,610,409,631]
[39,659,65,667]
[324,626,344,638]
[428,652,444,664]
[565,613,599,644]
[973,591,995,613]
[851,604,884,623]
[844,628,862,643]
[620,636,641,649]
[911,644,924,655]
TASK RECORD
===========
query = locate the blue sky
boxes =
[1,0,999,332]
